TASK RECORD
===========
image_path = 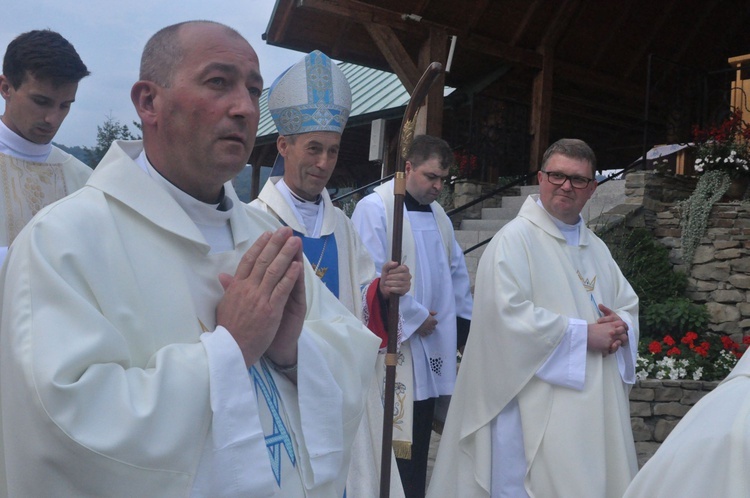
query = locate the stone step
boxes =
[455,228,501,250]
[459,218,509,232]
[518,184,540,196]
[480,206,518,220]
[500,195,527,211]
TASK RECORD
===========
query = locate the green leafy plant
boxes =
[606,227,687,307]
[640,297,710,340]
[678,169,731,267]
[605,227,711,342]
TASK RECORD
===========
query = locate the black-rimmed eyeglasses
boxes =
[541,170,594,189]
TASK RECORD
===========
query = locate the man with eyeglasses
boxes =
[429,138,639,498]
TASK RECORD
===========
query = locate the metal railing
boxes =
[329,157,643,256]
[331,173,394,204]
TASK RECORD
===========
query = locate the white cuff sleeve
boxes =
[197,326,277,497]
[616,317,637,385]
[274,329,344,488]
[398,293,429,341]
[536,318,587,391]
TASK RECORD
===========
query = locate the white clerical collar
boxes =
[536,197,582,246]
[0,118,53,162]
[276,178,324,237]
[135,150,234,252]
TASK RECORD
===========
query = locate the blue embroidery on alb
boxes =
[250,362,296,486]
[591,293,603,318]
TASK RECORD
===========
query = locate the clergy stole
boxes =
[0,153,71,246]
[296,232,340,298]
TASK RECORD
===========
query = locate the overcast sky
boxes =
[0,0,304,147]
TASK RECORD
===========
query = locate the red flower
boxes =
[721,336,739,351]
[743,336,750,345]
[694,345,709,357]
[648,341,663,354]
[682,332,698,345]
[663,335,676,346]
[666,347,681,356]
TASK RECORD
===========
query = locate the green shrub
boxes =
[606,227,687,307]
[604,227,710,341]
[640,297,711,341]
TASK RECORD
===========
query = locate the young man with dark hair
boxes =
[0,29,92,262]
[353,134,474,498]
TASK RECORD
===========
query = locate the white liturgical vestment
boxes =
[251,175,406,498]
[0,119,91,264]
[428,195,639,498]
[251,176,377,316]
[0,140,379,497]
[353,179,473,400]
[624,350,750,497]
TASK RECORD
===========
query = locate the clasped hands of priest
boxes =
[586,303,629,357]
[216,227,306,380]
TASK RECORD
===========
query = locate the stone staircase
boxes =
[455,180,628,288]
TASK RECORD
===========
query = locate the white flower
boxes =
[692,367,703,380]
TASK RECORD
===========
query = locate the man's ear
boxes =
[131,81,159,126]
[0,75,12,101]
[277,135,289,157]
[405,160,413,177]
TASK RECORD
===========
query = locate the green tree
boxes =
[85,113,141,167]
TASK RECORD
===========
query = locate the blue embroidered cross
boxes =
[250,362,296,485]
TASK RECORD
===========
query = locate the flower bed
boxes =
[637,331,750,381]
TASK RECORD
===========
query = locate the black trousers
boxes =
[396,397,436,498]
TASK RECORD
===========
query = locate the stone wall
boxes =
[617,172,746,465]
[626,171,750,341]
[629,379,718,467]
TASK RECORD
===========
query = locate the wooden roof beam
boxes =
[461,33,543,68]
[590,2,634,69]
[297,0,544,69]
[411,0,432,16]
[364,23,421,93]
[296,0,438,34]
[539,0,582,50]
[623,0,679,78]
[467,0,491,32]
[510,0,542,47]
[555,62,643,102]
[263,0,296,43]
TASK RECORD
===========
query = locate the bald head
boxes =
[139,21,246,87]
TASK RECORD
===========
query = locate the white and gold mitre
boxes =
[268,50,352,137]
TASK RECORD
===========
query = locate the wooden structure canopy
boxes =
[264,0,750,172]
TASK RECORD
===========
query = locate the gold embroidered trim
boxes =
[576,270,596,292]
[393,441,412,460]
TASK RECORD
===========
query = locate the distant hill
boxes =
[52,142,93,168]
